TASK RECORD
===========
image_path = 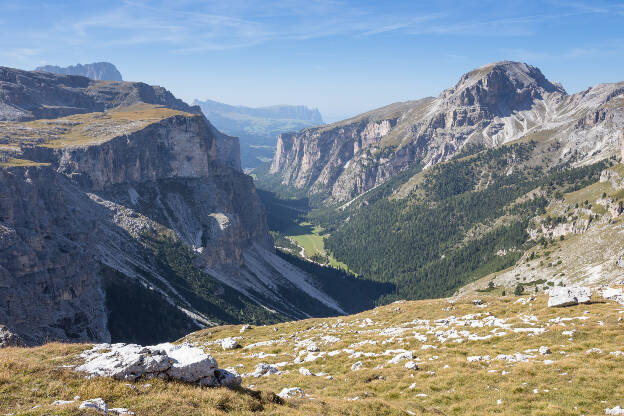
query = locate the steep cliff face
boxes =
[0,68,347,345]
[269,61,624,203]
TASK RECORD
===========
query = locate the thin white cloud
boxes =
[2,0,621,58]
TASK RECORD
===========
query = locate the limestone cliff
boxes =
[269,61,624,203]
[0,67,347,345]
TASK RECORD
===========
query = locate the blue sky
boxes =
[1,1,623,121]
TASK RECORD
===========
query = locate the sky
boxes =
[1,1,623,122]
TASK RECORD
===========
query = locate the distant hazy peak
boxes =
[35,62,123,81]
[194,99,323,124]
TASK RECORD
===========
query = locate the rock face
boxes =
[0,325,24,348]
[0,67,348,345]
[36,62,123,81]
[269,61,624,204]
[76,343,241,387]
[547,287,592,307]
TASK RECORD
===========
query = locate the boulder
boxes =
[547,287,592,307]
[75,343,239,387]
[220,338,240,350]
[538,346,551,355]
[277,387,305,399]
[199,369,242,387]
[160,343,218,383]
[602,288,624,305]
[351,361,363,371]
[404,361,419,370]
[79,398,108,413]
[0,325,25,348]
[249,363,281,377]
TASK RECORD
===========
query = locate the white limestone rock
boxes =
[159,343,218,382]
[603,288,624,305]
[110,409,136,415]
[351,361,363,371]
[405,361,419,370]
[606,406,624,415]
[388,351,413,364]
[538,346,551,355]
[77,343,171,381]
[278,387,305,399]
[200,369,242,387]
[79,398,108,413]
[249,363,282,377]
[220,337,241,350]
[51,400,75,406]
[0,325,25,348]
[75,342,239,387]
[548,287,592,307]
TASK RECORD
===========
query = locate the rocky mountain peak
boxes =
[437,61,566,116]
[35,62,123,81]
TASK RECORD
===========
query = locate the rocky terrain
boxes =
[1,288,624,415]
[194,99,323,169]
[0,66,203,123]
[36,62,123,81]
[268,61,624,204]
[0,67,358,347]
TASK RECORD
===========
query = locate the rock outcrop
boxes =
[547,287,592,307]
[0,325,24,348]
[0,66,201,122]
[76,342,241,387]
[269,61,624,204]
[36,62,123,81]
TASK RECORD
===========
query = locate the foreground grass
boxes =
[2,293,624,415]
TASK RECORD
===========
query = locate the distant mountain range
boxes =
[194,99,323,169]
[35,62,123,81]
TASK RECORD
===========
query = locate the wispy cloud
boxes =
[1,0,622,60]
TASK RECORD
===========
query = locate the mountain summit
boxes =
[35,62,123,81]
[438,61,566,116]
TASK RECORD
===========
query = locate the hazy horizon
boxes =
[2,0,623,121]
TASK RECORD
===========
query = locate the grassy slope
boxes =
[2,293,624,415]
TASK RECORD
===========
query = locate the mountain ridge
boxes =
[35,62,123,81]
[267,61,624,204]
